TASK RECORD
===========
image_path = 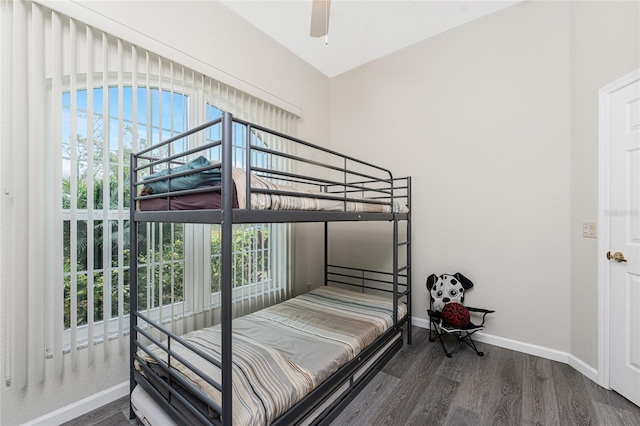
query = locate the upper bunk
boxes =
[131,112,411,225]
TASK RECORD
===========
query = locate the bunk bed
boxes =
[129,112,412,426]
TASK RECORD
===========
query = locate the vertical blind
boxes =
[1,0,296,390]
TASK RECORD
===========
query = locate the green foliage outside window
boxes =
[62,161,269,328]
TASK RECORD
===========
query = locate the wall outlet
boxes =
[582,221,597,238]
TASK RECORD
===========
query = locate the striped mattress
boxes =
[232,168,408,213]
[135,286,407,425]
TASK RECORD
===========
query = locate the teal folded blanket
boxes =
[143,156,221,193]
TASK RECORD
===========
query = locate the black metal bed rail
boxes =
[328,269,409,282]
[240,119,396,213]
[322,177,410,212]
[132,350,222,418]
[132,143,224,208]
[131,111,402,214]
[272,323,405,426]
[324,179,394,192]
[132,312,226,421]
[252,188,393,207]
[326,279,397,295]
[136,154,188,166]
[135,311,223,370]
[327,274,408,293]
[135,117,223,157]
[244,172,398,207]
[249,166,393,199]
[133,139,222,175]
[133,325,223,393]
[326,268,409,284]
[324,177,409,191]
[248,146,392,190]
[325,187,393,196]
[325,265,409,307]
[133,368,215,425]
[136,161,221,186]
[135,185,222,202]
[233,116,393,178]
[328,264,410,279]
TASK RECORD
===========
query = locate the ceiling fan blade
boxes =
[310,0,331,37]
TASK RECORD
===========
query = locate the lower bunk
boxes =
[131,286,409,426]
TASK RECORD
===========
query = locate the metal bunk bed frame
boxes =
[129,112,412,425]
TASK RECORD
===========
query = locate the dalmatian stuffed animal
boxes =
[426,273,474,312]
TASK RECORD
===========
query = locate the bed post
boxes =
[393,215,399,327]
[406,176,412,345]
[129,152,138,419]
[324,221,328,287]
[221,112,234,425]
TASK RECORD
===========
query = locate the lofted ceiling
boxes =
[220,0,523,78]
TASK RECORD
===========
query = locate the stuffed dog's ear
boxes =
[426,274,438,291]
[454,272,474,290]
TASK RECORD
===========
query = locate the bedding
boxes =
[138,167,408,214]
[137,183,239,211]
[135,286,407,425]
[143,156,222,194]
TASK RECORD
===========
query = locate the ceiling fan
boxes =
[310,0,331,42]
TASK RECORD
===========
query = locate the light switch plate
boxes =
[582,221,597,238]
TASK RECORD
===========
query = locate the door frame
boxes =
[597,68,640,389]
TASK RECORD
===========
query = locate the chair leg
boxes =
[429,323,454,357]
[428,322,437,342]
[463,333,484,356]
[440,339,453,358]
[431,327,486,357]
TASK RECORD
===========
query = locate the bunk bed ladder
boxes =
[394,177,412,345]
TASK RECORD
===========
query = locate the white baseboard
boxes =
[568,354,600,384]
[412,316,599,383]
[22,381,129,426]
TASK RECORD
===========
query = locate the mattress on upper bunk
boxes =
[135,286,407,426]
[138,166,408,214]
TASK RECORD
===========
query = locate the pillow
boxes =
[142,156,221,194]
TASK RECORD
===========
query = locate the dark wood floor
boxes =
[65,327,640,426]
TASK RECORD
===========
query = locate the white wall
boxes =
[569,1,640,368]
[329,0,640,370]
[331,1,573,352]
[0,1,329,425]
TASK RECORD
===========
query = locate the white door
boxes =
[608,76,640,406]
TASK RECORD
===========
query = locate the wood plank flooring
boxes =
[65,328,640,426]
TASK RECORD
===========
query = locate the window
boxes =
[205,105,276,307]
[62,85,188,341]
[62,83,283,344]
[3,3,297,385]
